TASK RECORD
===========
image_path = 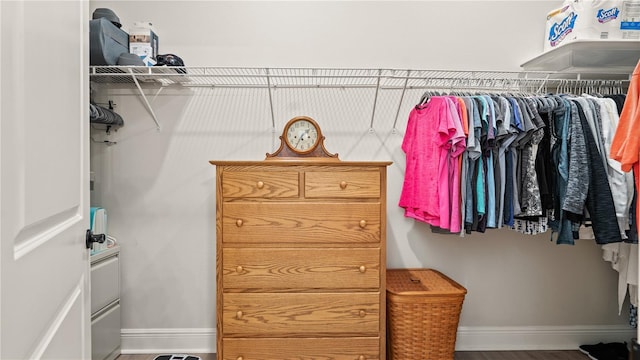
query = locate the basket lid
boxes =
[386,268,467,296]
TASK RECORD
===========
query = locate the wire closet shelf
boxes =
[89,66,630,131]
[90,66,628,90]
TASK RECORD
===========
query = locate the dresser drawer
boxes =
[305,171,380,198]
[223,248,380,290]
[222,337,380,360]
[222,202,380,244]
[222,171,299,198]
[223,292,380,336]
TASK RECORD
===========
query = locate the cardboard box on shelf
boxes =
[129,21,158,66]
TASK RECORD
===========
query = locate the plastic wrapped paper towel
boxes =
[545,0,640,51]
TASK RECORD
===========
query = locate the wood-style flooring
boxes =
[455,351,587,359]
[117,350,588,360]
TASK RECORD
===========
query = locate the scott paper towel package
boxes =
[545,0,640,51]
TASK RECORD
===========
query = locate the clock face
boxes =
[285,119,320,154]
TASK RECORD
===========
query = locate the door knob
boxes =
[85,229,106,249]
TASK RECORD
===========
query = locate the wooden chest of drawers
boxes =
[210,160,390,360]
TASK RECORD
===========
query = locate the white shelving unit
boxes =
[521,39,640,75]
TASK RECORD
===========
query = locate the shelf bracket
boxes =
[128,68,162,131]
[369,69,382,132]
[265,68,276,130]
[392,70,410,133]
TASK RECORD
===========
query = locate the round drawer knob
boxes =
[236,266,243,273]
[359,356,366,360]
[236,311,243,319]
[340,181,348,189]
[236,219,243,227]
[359,265,366,273]
[256,181,264,189]
[359,220,367,228]
[237,357,244,360]
[359,310,366,317]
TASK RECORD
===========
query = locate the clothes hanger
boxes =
[418,91,430,106]
[417,88,444,108]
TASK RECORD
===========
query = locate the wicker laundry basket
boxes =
[386,268,467,360]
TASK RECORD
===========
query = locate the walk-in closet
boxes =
[1,1,639,360]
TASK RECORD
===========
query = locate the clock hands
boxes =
[294,130,309,149]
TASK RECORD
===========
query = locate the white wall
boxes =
[89,0,635,353]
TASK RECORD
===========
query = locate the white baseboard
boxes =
[120,328,216,354]
[456,325,637,351]
[120,325,636,354]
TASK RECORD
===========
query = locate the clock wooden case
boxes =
[266,116,339,159]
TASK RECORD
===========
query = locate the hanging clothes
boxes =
[611,60,640,237]
[580,225,638,317]
[607,60,640,327]
[548,97,574,244]
[569,101,621,245]
[586,95,634,239]
[400,91,634,244]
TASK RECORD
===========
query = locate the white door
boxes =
[1,1,91,359]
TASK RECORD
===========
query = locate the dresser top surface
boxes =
[210,160,392,167]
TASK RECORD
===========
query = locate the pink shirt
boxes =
[399,97,464,228]
[445,97,467,232]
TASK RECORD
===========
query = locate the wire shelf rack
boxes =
[91,66,626,87]
[89,66,631,131]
